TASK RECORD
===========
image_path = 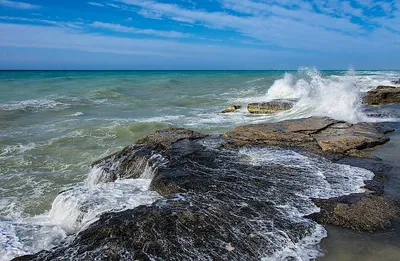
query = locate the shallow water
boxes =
[1,69,399,260]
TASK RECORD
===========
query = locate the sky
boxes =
[0,0,399,70]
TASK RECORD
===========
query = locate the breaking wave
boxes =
[0,155,162,260]
[266,68,364,123]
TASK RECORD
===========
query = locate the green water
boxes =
[1,70,399,260]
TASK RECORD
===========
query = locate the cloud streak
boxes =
[90,21,192,38]
[0,0,40,9]
[113,0,400,52]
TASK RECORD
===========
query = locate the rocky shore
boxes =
[13,116,400,261]
[363,86,400,105]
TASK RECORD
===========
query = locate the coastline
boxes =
[2,70,399,261]
[13,117,400,261]
[319,128,400,261]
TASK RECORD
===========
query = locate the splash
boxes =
[266,68,364,123]
[0,154,162,261]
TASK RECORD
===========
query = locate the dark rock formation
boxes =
[224,117,390,157]
[363,86,400,105]
[307,194,400,232]
[221,105,242,113]
[392,79,400,84]
[247,101,293,114]
[90,128,206,183]
[14,120,399,261]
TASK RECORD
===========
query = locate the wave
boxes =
[0,154,163,261]
[266,68,364,123]
[233,68,399,124]
[0,99,69,112]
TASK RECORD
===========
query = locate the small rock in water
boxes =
[225,243,235,252]
[221,105,242,113]
[366,113,383,118]
[392,79,400,84]
[247,101,293,114]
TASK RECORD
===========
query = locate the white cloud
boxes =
[0,22,295,60]
[137,9,163,20]
[87,2,105,7]
[115,0,366,50]
[0,0,40,9]
[90,21,192,38]
[0,16,83,29]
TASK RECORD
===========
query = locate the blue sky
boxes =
[0,0,399,69]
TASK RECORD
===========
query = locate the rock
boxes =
[307,194,400,232]
[221,105,242,113]
[376,85,396,90]
[363,86,400,105]
[224,117,389,156]
[11,255,36,261]
[16,121,398,261]
[366,113,383,118]
[247,101,293,114]
[21,133,333,261]
[90,127,207,183]
[136,127,207,149]
[392,79,400,84]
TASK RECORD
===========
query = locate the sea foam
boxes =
[266,68,364,123]
[0,157,162,261]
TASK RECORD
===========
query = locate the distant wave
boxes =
[0,99,69,112]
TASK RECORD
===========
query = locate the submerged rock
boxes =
[221,105,242,113]
[392,79,400,84]
[247,101,293,114]
[224,117,390,156]
[307,194,400,232]
[363,86,400,105]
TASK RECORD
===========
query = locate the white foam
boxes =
[0,143,37,157]
[1,159,162,260]
[0,99,68,111]
[230,68,400,124]
[0,218,67,261]
[265,68,363,123]
[239,147,374,260]
[49,177,160,233]
[70,112,84,117]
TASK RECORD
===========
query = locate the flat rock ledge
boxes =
[224,117,392,157]
[306,194,400,232]
[13,118,399,261]
[247,101,294,114]
[363,86,400,105]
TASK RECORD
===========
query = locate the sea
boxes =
[1,68,399,261]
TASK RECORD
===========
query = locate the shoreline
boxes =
[13,117,400,261]
[319,127,400,261]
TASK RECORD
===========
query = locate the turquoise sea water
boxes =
[1,69,399,260]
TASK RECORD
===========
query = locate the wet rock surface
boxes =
[307,195,400,232]
[363,86,400,105]
[221,105,242,113]
[247,101,294,114]
[224,117,391,156]
[15,119,399,261]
